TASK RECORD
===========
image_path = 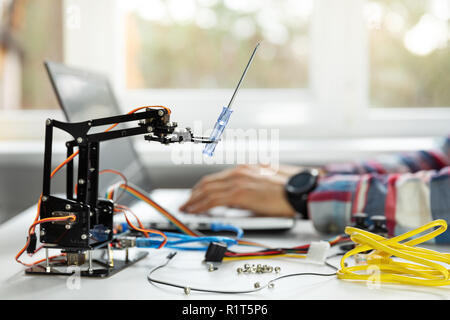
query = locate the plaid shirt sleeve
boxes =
[308,136,450,243]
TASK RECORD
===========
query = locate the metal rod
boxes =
[88,250,93,274]
[226,42,260,111]
[45,248,50,273]
[107,245,114,268]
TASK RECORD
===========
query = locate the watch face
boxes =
[286,172,315,195]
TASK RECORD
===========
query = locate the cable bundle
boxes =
[109,183,267,248]
[338,219,450,286]
[223,235,347,261]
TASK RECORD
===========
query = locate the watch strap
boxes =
[286,192,309,219]
[285,170,318,219]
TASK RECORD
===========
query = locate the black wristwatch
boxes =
[285,169,319,219]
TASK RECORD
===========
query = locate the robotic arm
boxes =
[27,107,214,277]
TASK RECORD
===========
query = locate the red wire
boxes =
[225,235,350,257]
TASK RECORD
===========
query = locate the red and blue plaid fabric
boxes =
[308,136,450,243]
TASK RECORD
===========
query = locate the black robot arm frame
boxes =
[31,108,212,277]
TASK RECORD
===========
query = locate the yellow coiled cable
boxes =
[337,219,450,286]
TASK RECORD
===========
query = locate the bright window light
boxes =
[123,0,311,89]
[368,0,450,108]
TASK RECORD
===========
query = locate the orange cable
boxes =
[16,215,76,266]
[114,204,148,237]
[114,205,168,248]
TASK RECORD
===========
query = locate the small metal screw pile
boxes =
[236,263,281,275]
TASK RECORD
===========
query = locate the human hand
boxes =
[179,164,298,217]
[260,163,303,177]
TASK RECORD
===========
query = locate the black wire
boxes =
[147,252,337,295]
[324,252,346,271]
[225,246,311,257]
[226,247,307,255]
[225,250,308,258]
[147,252,265,294]
[325,261,339,271]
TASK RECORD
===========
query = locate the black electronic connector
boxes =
[369,215,388,237]
[167,252,177,260]
[26,234,37,254]
[340,213,369,252]
[205,242,228,263]
[353,212,369,230]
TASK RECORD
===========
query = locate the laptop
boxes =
[44,61,295,231]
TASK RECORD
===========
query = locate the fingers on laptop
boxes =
[179,165,294,217]
[180,165,256,213]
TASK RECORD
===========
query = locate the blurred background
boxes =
[0,0,449,223]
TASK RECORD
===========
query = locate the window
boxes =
[0,0,63,110]
[367,0,450,108]
[2,0,450,143]
[124,0,312,89]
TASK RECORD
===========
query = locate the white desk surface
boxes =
[1,205,449,300]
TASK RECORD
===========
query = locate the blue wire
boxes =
[118,208,244,250]
[136,234,237,250]
[164,246,210,251]
[210,222,244,239]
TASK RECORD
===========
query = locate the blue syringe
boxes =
[203,42,260,157]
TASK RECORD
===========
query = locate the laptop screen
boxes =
[45,61,152,202]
